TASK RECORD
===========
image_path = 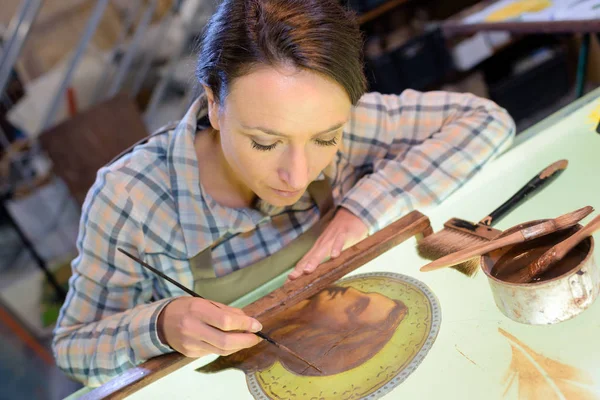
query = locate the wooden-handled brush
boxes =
[417,159,568,277]
[509,213,600,284]
[419,206,593,272]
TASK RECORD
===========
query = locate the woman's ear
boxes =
[203,85,221,131]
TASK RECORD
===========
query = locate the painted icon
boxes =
[198,272,441,399]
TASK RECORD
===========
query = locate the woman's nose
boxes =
[278,148,309,190]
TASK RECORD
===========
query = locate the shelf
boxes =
[441,0,600,35]
[358,0,410,25]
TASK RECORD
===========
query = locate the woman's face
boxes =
[206,64,352,207]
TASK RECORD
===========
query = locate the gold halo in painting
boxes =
[246,272,441,400]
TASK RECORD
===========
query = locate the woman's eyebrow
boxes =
[241,122,345,138]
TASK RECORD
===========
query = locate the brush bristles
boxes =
[554,206,594,228]
[417,229,489,277]
[451,259,481,277]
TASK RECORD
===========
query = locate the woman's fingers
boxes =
[158,297,263,358]
[190,299,262,333]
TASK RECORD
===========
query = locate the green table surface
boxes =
[67,87,600,399]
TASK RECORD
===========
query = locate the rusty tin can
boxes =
[481,220,599,325]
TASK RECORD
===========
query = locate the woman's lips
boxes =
[271,188,303,197]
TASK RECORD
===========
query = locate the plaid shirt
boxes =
[53,90,514,386]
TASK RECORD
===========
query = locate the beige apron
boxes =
[190,179,335,304]
[107,117,335,305]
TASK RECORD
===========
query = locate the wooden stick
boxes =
[245,210,432,319]
[80,210,432,400]
[511,213,600,283]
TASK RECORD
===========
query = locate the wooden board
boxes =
[244,210,432,320]
[79,210,432,399]
[38,95,149,206]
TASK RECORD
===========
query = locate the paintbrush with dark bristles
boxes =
[117,248,322,373]
[417,159,568,276]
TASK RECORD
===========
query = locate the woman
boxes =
[53,0,515,386]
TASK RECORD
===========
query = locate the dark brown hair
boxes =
[196,0,367,105]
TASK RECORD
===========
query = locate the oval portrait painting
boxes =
[198,272,441,399]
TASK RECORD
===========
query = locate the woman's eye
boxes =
[251,135,338,151]
[251,140,278,151]
[314,136,338,147]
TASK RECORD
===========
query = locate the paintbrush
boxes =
[417,159,568,276]
[420,206,593,272]
[117,248,322,373]
[509,213,600,284]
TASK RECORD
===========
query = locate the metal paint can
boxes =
[481,220,599,325]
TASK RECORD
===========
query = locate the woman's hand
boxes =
[157,297,263,357]
[287,207,368,282]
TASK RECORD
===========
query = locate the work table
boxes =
[72,86,600,399]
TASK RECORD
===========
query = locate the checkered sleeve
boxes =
[52,169,173,387]
[340,89,515,233]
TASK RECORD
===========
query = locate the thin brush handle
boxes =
[118,248,199,298]
[118,248,259,326]
[116,248,321,371]
[526,214,600,280]
[420,206,593,272]
[480,160,568,226]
